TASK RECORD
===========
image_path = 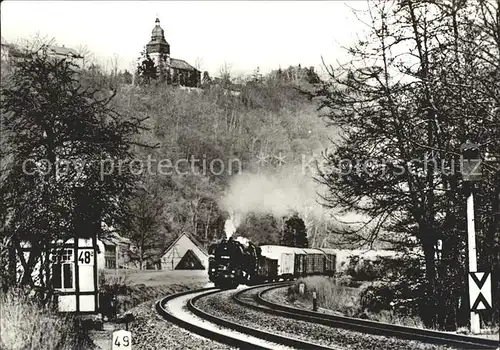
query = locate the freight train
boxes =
[208,238,336,289]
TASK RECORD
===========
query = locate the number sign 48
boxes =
[112,330,131,350]
[78,249,94,265]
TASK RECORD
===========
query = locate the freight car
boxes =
[208,240,336,289]
[260,246,336,279]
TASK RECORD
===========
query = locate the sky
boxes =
[1,1,370,77]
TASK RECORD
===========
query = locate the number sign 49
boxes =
[112,330,131,350]
[78,249,94,265]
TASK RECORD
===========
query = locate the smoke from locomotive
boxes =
[223,210,241,239]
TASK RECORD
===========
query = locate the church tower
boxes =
[146,18,170,79]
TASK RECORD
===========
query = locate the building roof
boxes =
[48,45,82,58]
[148,17,169,47]
[162,232,208,257]
[1,37,8,46]
[171,58,198,72]
[100,232,131,246]
[151,18,165,38]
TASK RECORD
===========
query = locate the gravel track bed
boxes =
[126,298,235,350]
[196,288,454,350]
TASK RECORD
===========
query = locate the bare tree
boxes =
[194,56,204,71]
[77,44,94,69]
[108,53,121,80]
[219,62,232,87]
[15,32,56,53]
[315,0,499,329]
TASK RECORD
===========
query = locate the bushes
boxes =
[287,276,362,316]
[0,289,94,350]
[344,255,403,282]
[287,276,426,328]
[357,256,427,318]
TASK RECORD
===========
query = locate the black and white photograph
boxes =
[0,1,499,349]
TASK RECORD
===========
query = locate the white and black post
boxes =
[460,142,482,334]
[466,183,480,334]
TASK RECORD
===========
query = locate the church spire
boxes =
[147,16,170,56]
[151,16,165,41]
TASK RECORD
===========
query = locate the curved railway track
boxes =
[233,283,499,350]
[156,284,339,350]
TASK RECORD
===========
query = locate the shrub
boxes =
[0,289,93,350]
[359,281,423,317]
[287,276,362,316]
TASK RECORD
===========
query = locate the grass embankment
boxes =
[287,276,425,328]
[1,290,95,350]
[100,269,209,314]
[103,269,209,287]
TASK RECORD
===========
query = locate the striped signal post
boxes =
[460,142,482,334]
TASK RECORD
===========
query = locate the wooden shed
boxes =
[160,233,209,270]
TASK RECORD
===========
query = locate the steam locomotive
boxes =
[208,237,336,289]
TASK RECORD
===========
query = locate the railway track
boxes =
[233,283,499,350]
[156,284,340,350]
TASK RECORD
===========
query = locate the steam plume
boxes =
[219,165,329,228]
[224,210,241,239]
[234,236,250,247]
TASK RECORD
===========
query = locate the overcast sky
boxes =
[1,1,369,77]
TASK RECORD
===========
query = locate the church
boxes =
[144,17,201,87]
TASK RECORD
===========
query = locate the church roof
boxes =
[171,58,198,71]
[149,17,169,46]
[152,18,164,37]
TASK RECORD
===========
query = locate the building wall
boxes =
[17,238,99,313]
[1,44,10,61]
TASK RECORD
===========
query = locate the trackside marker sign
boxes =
[468,272,492,311]
[112,330,131,350]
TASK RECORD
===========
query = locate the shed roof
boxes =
[162,232,208,257]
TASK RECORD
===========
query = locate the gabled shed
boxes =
[160,233,208,270]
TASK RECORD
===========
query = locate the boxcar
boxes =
[292,248,307,278]
[302,248,326,275]
[257,256,278,282]
[320,248,337,276]
[260,245,296,280]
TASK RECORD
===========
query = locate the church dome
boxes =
[147,17,170,55]
[151,18,164,39]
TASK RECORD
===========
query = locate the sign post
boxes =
[460,142,483,334]
[466,184,480,334]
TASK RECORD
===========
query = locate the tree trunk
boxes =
[139,245,143,270]
[421,227,438,329]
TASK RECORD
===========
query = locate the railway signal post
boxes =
[460,142,483,334]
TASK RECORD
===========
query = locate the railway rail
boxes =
[156,284,339,350]
[233,283,499,350]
